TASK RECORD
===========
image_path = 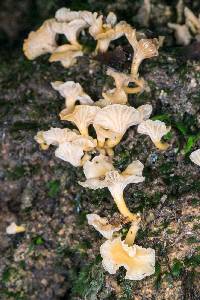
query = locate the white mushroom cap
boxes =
[51,81,93,114]
[55,7,80,22]
[106,12,117,26]
[55,141,84,166]
[61,105,100,136]
[168,23,192,46]
[23,19,57,60]
[49,44,83,68]
[100,237,155,280]
[87,214,121,239]
[80,160,145,197]
[82,154,114,179]
[136,104,152,123]
[51,19,88,47]
[93,104,141,147]
[137,119,170,146]
[81,12,103,38]
[6,222,26,235]
[35,127,78,146]
[190,149,200,166]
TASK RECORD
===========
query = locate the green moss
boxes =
[46,179,60,198]
[171,259,184,277]
[184,254,200,268]
[71,259,104,300]
[130,191,162,211]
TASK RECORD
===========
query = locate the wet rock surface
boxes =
[0,1,200,299]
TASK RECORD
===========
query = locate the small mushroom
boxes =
[79,158,145,221]
[95,21,130,53]
[93,104,141,148]
[137,119,171,150]
[190,149,200,166]
[49,44,83,68]
[82,154,114,179]
[34,127,77,150]
[100,220,155,280]
[51,19,88,48]
[6,222,26,235]
[55,7,81,22]
[23,19,57,60]
[51,81,93,115]
[87,214,121,239]
[35,127,96,166]
[184,7,200,34]
[168,23,192,46]
[60,105,100,136]
[81,12,104,38]
[125,27,159,78]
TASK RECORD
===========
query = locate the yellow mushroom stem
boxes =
[154,141,169,151]
[125,220,140,246]
[105,148,114,157]
[123,86,142,94]
[114,195,139,222]
[40,143,49,150]
[131,58,142,78]
[15,225,26,233]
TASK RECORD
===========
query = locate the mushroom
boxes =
[100,220,155,280]
[137,119,171,150]
[35,127,96,167]
[79,158,145,221]
[6,222,26,235]
[49,44,83,68]
[125,27,159,78]
[60,105,101,136]
[93,104,150,149]
[51,19,88,49]
[23,19,57,60]
[190,149,200,166]
[95,21,130,53]
[51,81,93,115]
[87,214,121,239]
[168,23,192,46]
[184,7,200,34]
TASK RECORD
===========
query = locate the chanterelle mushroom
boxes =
[100,220,155,280]
[6,222,26,235]
[168,23,192,46]
[49,44,83,68]
[87,214,121,239]
[23,19,57,60]
[60,105,100,136]
[125,27,159,78]
[51,19,88,49]
[55,7,81,22]
[79,157,145,221]
[137,119,171,150]
[51,81,93,115]
[190,149,200,167]
[184,7,200,34]
[93,104,140,148]
[35,127,96,167]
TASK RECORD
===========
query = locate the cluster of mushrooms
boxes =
[22,7,199,281]
[168,5,200,46]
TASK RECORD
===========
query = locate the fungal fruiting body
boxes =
[25,7,160,281]
[87,214,121,239]
[51,81,93,116]
[190,149,200,166]
[6,222,26,235]
[79,157,144,221]
[100,221,155,280]
[34,128,96,167]
[23,19,57,59]
[137,119,171,150]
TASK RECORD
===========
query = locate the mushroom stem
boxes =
[114,195,138,222]
[154,141,169,151]
[79,128,89,137]
[80,153,91,166]
[40,143,49,150]
[131,58,142,78]
[125,220,140,246]
[123,86,142,94]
